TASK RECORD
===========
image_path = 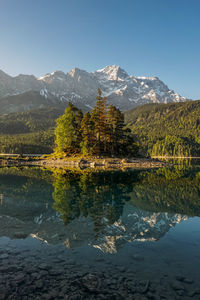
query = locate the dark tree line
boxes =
[54,89,139,156]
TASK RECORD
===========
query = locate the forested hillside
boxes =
[1,99,200,156]
[125,100,200,157]
[0,108,64,153]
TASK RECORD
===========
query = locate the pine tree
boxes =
[91,89,108,155]
[80,112,96,155]
[107,105,125,155]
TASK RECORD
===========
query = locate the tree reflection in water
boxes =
[52,169,137,236]
[52,163,200,236]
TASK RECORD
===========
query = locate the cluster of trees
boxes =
[55,89,138,156]
[125,100,200,157]
[151,135,198,157]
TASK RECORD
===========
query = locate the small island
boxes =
[0,89,169,169]
[53,89,138,157]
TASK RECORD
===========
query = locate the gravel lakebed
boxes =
[0,238,200,300]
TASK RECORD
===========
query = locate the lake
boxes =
[0,160,200,299]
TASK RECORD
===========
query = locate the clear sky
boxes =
[0,0,199,99]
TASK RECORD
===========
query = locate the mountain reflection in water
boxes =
[0,162,199,253]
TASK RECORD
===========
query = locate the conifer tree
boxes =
[107,105,124,155]
[80,111,95,155]
[91,89,108,155]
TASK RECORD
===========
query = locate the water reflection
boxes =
[52,165,200,227]
[130,165,200,216]
[52,169,137,236]
[0,163,199,252]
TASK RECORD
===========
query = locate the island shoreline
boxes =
[0,156,171,169]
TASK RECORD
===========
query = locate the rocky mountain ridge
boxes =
[0,65,188,113]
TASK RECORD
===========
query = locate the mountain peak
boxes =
[68,67,87,77]
[95,65,129,80]
[52,70,65,76]
[38,70,66,81]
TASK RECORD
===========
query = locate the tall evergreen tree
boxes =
[80,111,96,155]
[107,105,125,155]
[91,88,108,155]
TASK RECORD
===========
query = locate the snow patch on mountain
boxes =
[40,88,48,99]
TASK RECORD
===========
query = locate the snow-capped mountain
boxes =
[0,66,188,113]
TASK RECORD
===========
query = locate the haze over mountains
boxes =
[0,65,189,113]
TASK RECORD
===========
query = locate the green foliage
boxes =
[107,105,124,155]
[0,107,63,134]
[54,103,83,154]
[90,90,108,154]
[80,112,95,155]
[0,130,54,154]
[0,107,64,154]
[151,135,194,157]
[54,90,139,157]
[125,100,200,157]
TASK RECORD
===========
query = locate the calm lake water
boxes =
[0,160,200,299]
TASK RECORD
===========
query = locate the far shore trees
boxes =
[54,89,139,157]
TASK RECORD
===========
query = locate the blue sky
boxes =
[0,0,199,99]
